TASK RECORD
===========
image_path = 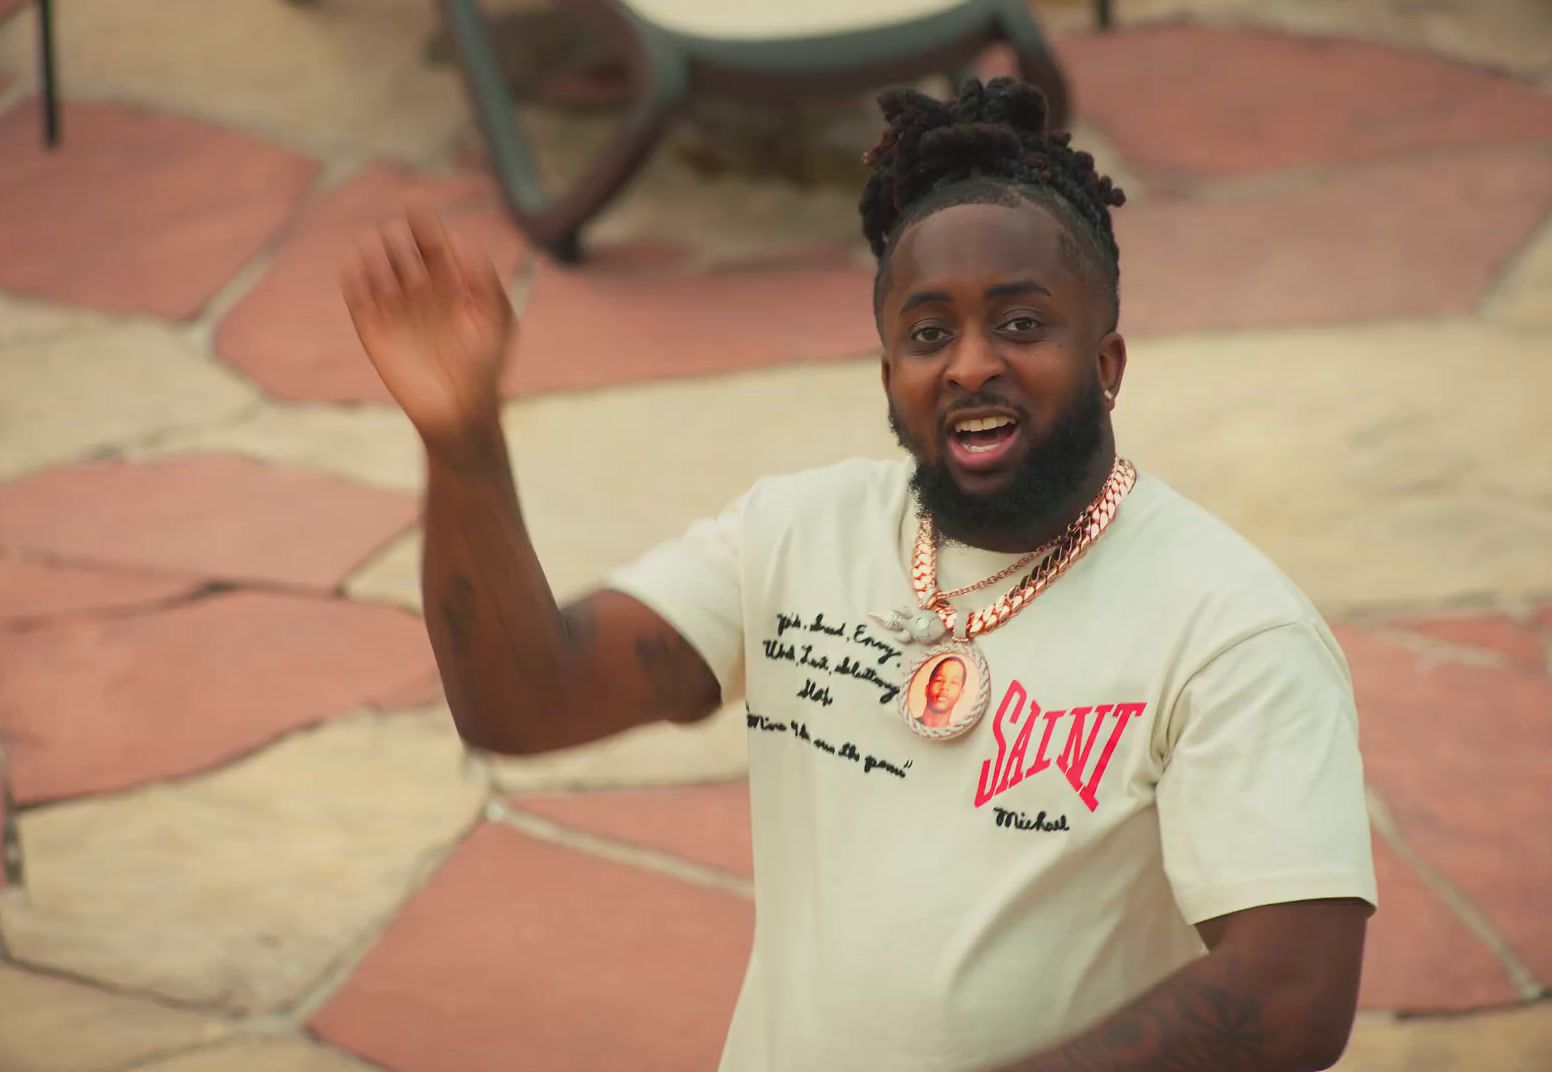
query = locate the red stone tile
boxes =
[1056,26,1552,180]
[0,98,318,319]
[1118,148,1552,337]
[312,823,751,1072]
[0,590,436,802]
[0,455,417,591]
[1359,838,1518,1011]
[1393,613,1548,673]
[1336,624,1552,982]
[216,163,527,403]
[369,665,445,711]
[511,781,753,878]
[0,552,204,623]
[510,247,878,395]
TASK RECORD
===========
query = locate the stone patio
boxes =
[1,0,1549,1069]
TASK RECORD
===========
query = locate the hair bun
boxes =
[859,77,1124,262]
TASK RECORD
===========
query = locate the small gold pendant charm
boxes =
[898,639,991,741]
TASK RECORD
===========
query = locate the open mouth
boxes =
[946,413,1022,471]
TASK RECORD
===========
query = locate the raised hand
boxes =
[341,209,515,468]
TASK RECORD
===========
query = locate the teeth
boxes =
[953,415,1015,433]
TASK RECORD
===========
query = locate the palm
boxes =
[342,211,515,457]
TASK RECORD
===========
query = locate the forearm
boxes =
[995,944,1346,1072]
[420,425,575,754]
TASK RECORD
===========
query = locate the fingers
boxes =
[406,206,460,297]
[340,208,507,326]
[448,231,508,311]
[381,220,429,293]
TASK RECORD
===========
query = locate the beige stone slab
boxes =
[506,357,898,594]
[1335,1003,1552,1071]
[346,356,898,613]
[486,699,750,793]
[0,959,229,1072]
[0,0,467,164]
[1486,216,1552,330]
[1114,319,1552,614]
[131,1035,380,1072]
[131,401,427,492]
[1,709,485,1014]
[0,290,111,345]
[345,527,423,612]
[0,319,259,481]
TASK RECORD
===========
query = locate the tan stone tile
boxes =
[346,357,899,613]
[131,401,427,492]
[1486,216,1552,330]
[0,0,467,164]
[0,320,259,480]
[0,290,111,344]
[486,699,750,793]
[1113,320,1552,613]
[504,358,898,594]
[0,960,228,1072]
[345,527,422,612]
[131,1036,380,1072]
[1334,1003,1552,1072]
[0,708,485,1013]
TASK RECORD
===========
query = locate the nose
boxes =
[943,329,1004,394]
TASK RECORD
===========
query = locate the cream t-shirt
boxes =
[607,458,1377,1072]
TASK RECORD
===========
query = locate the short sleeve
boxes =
[1158,620,1378,925]
[604,489,749,702]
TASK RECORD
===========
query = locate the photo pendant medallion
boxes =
[898,638,992,741]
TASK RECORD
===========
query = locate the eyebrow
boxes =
[899,279,1052,314]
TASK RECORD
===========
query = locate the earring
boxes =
[1103,388,1115,401]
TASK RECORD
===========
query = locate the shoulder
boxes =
[1111,469,1330,651]
[744,456,912,520]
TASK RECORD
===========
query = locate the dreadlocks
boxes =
[860,77,1127,328]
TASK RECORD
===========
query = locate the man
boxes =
[921,655,968,729]
[342,77,1375,1072]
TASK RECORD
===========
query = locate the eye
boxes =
[1001,315,1042,333]
[910,324,951,345]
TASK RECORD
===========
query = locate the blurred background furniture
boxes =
[437,0,1074,262]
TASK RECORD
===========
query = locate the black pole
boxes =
[39,0,60,147]
[1096,0,1114,32]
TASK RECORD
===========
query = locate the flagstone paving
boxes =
[1059,25,1552,182]
[215,164,528,405]
[0,2,1548,1069]
[0,960,230,1072]
[0,316,260,482]
[0,592,437,802]
[0,98,318,319]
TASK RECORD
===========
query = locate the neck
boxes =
[943,444,1117,554]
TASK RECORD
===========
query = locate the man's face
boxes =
[925,658,966,714]
[878,201,1124,546]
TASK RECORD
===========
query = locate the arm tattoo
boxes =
[1057,978,1268,1072]
[633,630,702,714]
[439,574,478,656]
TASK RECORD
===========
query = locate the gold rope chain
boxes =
[911,458,1137,640]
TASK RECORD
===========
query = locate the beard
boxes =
[889,375,1106,544]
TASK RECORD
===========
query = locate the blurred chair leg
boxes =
[38,0,60,146]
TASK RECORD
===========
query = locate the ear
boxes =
[1097,331,1127,411]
